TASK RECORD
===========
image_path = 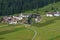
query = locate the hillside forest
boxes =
[0,0,60,16]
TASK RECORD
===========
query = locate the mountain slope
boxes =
[24,1,60,14]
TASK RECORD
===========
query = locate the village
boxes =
[0,11,60,25]
[0,13,41,24]
[0,10,60,24]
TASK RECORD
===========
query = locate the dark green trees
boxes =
[0,0,59,16]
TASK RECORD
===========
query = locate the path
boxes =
[24,24,37,40]
[32,30,37,40]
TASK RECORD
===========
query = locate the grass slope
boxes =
[24,2,60,15]
[33,17,60,40]
[0,2,60,40]
[0,24,34,40]
[0,16,60,40]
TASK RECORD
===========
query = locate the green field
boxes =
[32,16,60,40]
[0,24,34,40]
[0,16,60,40]
[0,2,60,40]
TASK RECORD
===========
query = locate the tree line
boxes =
[0,0,59,16]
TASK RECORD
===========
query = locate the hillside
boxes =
[39,1,60,14]
[24,1,60,14]
[0,1,60,40]
[0,0,60,16]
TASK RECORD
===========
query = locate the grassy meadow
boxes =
[0,16,60,40]
[0,24,34,40]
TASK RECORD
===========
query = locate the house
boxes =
[54,11,60,16]
[31,14,40,18]
[35,16,41,23]
[1,16,18,24]
[2,16,9,23]
[8,17,18,24]
[46,11,60,17]
[13,16,23,20]
[31,14,41,23]
[9,21,17,24]
[46,12,53,17]
[19,14,30,18]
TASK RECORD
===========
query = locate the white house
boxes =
[35,18,40,23]
[13,16,23,20]
[46,12,53,17]
[19,14,29,18]
[9,21,17,24]
[54,11,60,16]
